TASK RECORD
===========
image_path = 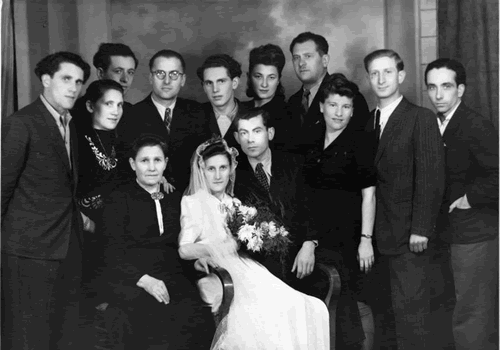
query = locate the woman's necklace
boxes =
[85,129,117,171]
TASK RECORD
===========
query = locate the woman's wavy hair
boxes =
[246,44,286,99]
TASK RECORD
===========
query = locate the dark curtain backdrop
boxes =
[438,0,499,129]
[1,0,18,118]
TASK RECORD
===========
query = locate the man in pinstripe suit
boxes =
[364,49,445,350]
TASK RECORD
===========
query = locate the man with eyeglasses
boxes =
[196,54,249,149]
[126,49,208,191]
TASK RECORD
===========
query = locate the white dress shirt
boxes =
[376,95,404,135]
[248,148,272,184]
[151,95,176,121]
[438,101,461,135]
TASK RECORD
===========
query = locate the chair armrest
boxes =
[209,266,234,324]
[317,263,341,307]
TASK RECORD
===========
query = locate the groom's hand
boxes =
[292,241,316,279]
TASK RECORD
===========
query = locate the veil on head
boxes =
[185,136,239,197]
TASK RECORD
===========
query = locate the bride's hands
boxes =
[136,274,170,304]
[194,258,219,274]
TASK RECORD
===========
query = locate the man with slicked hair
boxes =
[425,58,498,350]
[2,51,91,349]
[364,49,445,350]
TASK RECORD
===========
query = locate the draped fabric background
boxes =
[438,0,499,129]
[1,0,18,118]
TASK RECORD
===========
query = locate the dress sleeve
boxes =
[179,196,203,246]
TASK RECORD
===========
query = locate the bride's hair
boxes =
[185,136,239,196]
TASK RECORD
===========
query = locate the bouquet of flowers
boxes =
[225,198,292,264]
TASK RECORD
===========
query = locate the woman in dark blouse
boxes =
[301,75,376,350]
[242,44,297,150]
[97,135,214,349]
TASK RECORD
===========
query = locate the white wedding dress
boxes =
[179,190,330,350]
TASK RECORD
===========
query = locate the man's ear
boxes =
[322,54,330,68]
[267,126,275,141]
[96,68,105,80]
[457,84,465,98]
[232,77,240,90]
[41,74,51,88]
[85,100,94,113]
[398,70,406,84]
[234,131,241,145]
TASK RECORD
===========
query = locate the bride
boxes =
[178,137,329,349]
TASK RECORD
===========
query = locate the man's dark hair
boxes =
[289,32,329,56]
[34,51,91,84]
[246,44,286,98]
[196,54,242,81]
[424,58,467,87]
[234,108,273,130]
[149,49,186,72]
[319,73,360,103]
[363,49,404,72]
[93,43,138,71]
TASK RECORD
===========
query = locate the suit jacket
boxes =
[365,97,445,255]
[201,100,250,150]
[287,73,371,153]
[436,102,498,244]
[234,151,305,281]
[122,95,209,190]
[1,98,83,259]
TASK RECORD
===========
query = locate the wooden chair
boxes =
[211,263,342,323]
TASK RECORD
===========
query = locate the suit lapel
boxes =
[375,97,410,164]
[38,99,72,174]
[442,102,464,143]
[306,74,329,126]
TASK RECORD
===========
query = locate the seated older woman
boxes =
[97,134,214,349]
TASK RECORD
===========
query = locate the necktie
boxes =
[437,112,446,124]
[59,114,71,166]
[374,109,381,151]
[218,115,232,137]
[164,108,171,134]
[301,88,311,118]
[255,163,270,193]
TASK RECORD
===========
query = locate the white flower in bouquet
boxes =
[279,226,289,237]
[238,223,256,241]
[268,222,278,237]
[239,205,257,221]
[247,234,264,252]
[260,222,270,232]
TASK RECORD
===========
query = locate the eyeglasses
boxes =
[151,70,184,81]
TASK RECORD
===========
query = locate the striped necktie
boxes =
[164,108,171,134]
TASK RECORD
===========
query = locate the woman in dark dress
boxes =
[98,135,214,349]
[74,80,127,307]
[301,75,376,350]
[242,44,297,150]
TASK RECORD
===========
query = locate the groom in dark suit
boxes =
[233,108,312,283]
[123,50,209,191]
[364,49,445,350]
[425,58,498,350]
[1,52,91,349]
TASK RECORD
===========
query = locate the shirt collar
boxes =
[214,99,239,121]
[40,94,72,124]
[377,94,404,114]
[305,73,327,104]
[443,100,461,121]
[248,148,272,176]
[151,94,176,120]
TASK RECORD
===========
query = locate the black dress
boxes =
[97,182,214,349]
[300,121,377,348]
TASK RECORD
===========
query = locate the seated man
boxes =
[233,108,310,284]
